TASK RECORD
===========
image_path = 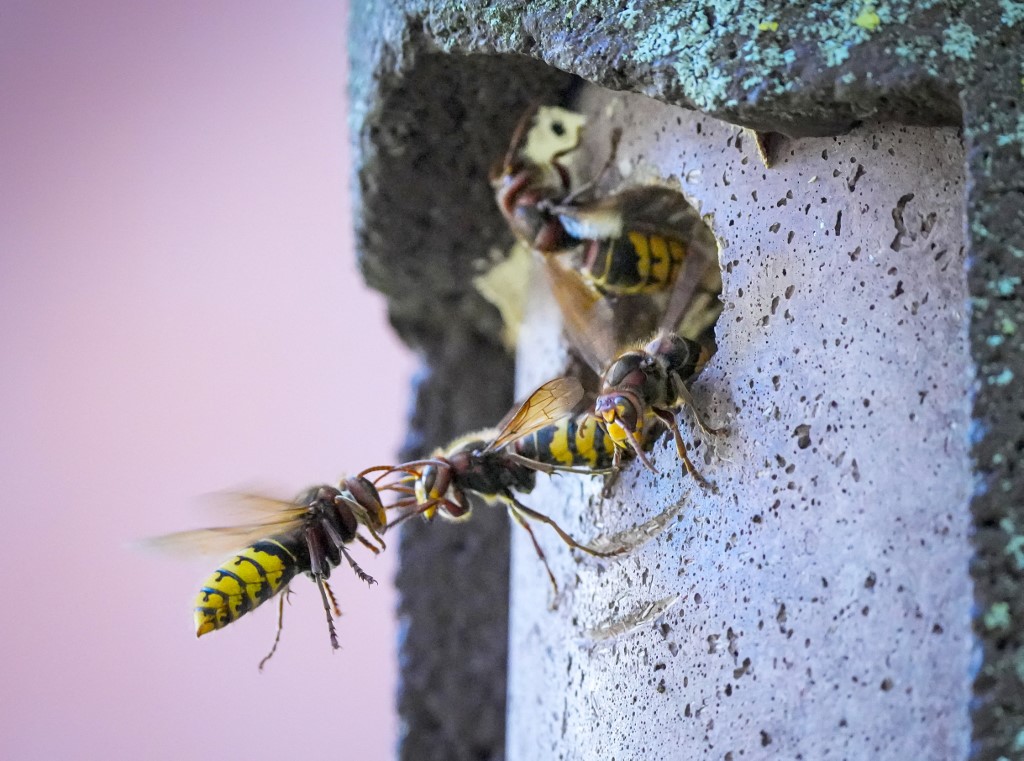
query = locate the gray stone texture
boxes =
[510,87,972,761]
[349,2,1024,759]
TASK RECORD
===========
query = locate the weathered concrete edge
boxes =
[423,0,971,136]
[960,11,1024,760]
[349,6,575,761]
[349,2,1024,759]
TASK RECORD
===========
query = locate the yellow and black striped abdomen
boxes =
[585,231,686,295]
[194,538,300,637]
[515,414,616,471]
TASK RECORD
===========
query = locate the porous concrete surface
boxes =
[349,3,1024,758]
[508,88,972,760]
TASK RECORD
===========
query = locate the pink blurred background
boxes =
[0,2,414,758]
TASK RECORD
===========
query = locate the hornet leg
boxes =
[601,448,623,498]
[559,127,622,205]
[507,503,559,597]
[322,578,342,618]
[510,497,625,559]
[258,586,291,671]
[622,423,658,474]
[306,526,340,650]
[672,379,725,437]
[355,532,385,554]
[341,545,376,587]
[652,407,711,489]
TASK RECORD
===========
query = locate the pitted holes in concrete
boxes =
[508,85,972,761]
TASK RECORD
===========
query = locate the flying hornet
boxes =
[373,377,625,596]
[490,104,719,299]
[148,477,387,669]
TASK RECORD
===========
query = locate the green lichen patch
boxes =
[1001,0,1024,27]
[995,112,1024,158]
[941,20,979,61]
[983,601,1012,631]
[994,276,1022,296]
[991,368,1015,386]
[1006,535,1024,572]
[854,4,882,31]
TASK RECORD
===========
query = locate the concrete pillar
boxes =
[509,86,972,761]
[349,3,1024,759]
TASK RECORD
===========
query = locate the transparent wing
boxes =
[543,256,619,375]
[141,494,309,557]
[606,187,708,239]
[552,187,696,238]
[660,248,723,339]
[211,492,312,519]
[485,377,584,453]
